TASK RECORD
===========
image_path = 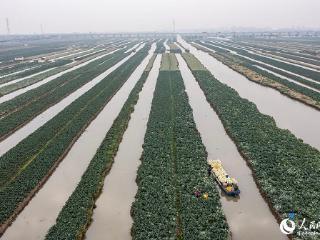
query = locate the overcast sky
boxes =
[1,0,320,34]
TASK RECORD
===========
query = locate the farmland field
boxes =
[0,33,319,240]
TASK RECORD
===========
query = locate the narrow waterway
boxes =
[86,55,160,240]
[1,44,156,240]
[177,54,286,240]
[178,36,320,151]
[0,45,144,157]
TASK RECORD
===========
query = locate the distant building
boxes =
[14,57,24,61]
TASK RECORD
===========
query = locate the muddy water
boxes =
[0,46,144,157]
[86,56,160,240]
[0,48,120,104]
[177,55,286,240]
[178,37,320,151]
[1,44,156,240]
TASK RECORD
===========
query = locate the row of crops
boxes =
[0,44,104,77]
[0,45,135,141]
[154,39,166,54]
[0,59,73,85]
[159,53,179,71]
[167,39,182,53]
[72,46,114,62]
[235,39,320,63]
[0,61,41,76]
[269,51,320,67]
[231,40,320,67]
[0,44,127,96]
[0,45,66,62]
[131,54,229,240]
[0,39,126,81]
[1,37,318,239]
[209,41,320,82]
[182,52,320,238]
[209,41,320,90]
[194,41,320,109]
[45,54,157,240]
[0,44,151,233]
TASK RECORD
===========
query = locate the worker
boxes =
[203,192,209,200]
[194,189,201,198]
[207,166,211,176]
[226,184,233,192]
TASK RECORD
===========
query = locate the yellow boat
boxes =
[207,159,240,197]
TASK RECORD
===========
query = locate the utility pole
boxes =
[6,18,10,35]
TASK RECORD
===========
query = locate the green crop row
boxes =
[0,45,66,62]
[0,46,125,96]
[45,54,157,240]
[0,47,132,140]
[0,61,41,77]
[131,66,229,239]
[181,52,206,71]
[0,45,131,115]
[168,43,182,53]
[208,41,320,82]
[247,61,320,91]
[233,40,320,63]
[197,42,230,54]
[159,53,179,71]
[0,59,73,85]
[72,46,119,62]
[182,53,320,238]
[0,45,151,230]
[0,64,73,96]
[195,41,320,105]
[154,39,166,54]
[0,46,101,77]
[243,62,320,102]
[267,51,320,67]
[202,40,320,92]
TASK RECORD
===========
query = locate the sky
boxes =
[0,0,320,34]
